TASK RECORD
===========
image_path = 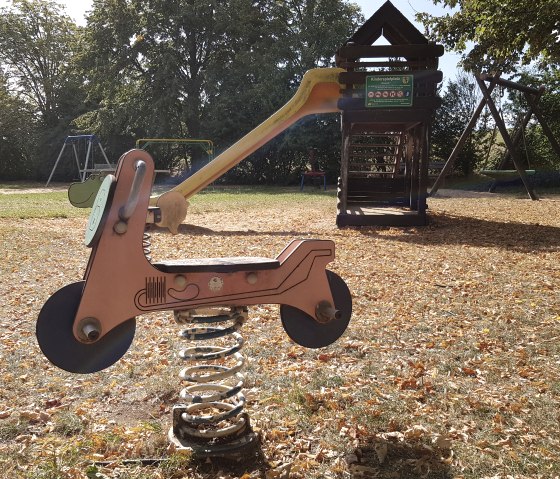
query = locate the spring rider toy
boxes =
[36,150,351,455]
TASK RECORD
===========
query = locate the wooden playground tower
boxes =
[335,1,443,226]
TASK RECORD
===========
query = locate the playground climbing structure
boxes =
[335,1,443,226]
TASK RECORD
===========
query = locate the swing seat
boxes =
[480,169,535,181]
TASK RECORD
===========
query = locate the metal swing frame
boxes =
[46,135,112,186]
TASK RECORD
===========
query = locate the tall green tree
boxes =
[418,0,560,73]
[204,0,361,183]
[78,0,267,167]
[0,0,86,179]
[77,0,360,180]
[0,73,38,179]
[503,68,560,172]
[432,71,484,175]
[281,0,362,73]
[0,0,83,128]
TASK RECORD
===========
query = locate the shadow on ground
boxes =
[347,433,453,479]
[154,212,560,254]
[356,212,560,253]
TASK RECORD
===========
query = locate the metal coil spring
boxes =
[170,307,256,455]
[142,230,152,261]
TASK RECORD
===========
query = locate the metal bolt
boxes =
[113,220,128,234]
[315,300,341,324]
[78,318,101,342]
[208,277,224,292]
[174,275,187,289]
[246,272,258,285]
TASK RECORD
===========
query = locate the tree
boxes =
[505,68,560,173]
[431,71,484,175]
[0,0,88,180]
[0,0,83,128]
[0,73,38,180]
[77,0,361,181]
[418,0,560,73]
[204,0,361,184]
[78,0,279,169]
[280,0,363,74]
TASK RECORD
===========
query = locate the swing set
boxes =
[430,74,560,200]
[46,135,112,186]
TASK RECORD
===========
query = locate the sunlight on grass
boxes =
[189,186,336,214]
[0,184,335,219]
[0,191,88,219]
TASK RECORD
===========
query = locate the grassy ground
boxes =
[0,183,559,478]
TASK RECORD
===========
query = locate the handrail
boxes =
[119,160,146,221]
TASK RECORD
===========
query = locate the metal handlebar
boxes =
[119,160,146,221]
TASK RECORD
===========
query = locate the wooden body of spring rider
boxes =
[36,149,352,456]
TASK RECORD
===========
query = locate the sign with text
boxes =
[365,75,414,108]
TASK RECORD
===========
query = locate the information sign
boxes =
[365,75,414,108]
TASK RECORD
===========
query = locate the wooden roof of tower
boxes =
[336,0,443,72]
[347,0,428,47]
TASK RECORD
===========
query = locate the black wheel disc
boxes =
[280,270,352,348]
[36,281,136,374]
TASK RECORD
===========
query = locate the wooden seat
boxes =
[154,256,280,273]
[480,169,535,180]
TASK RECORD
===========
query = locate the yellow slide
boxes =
[161,68,342,200]
[152,67,343,232]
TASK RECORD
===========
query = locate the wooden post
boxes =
[404,130,414,203]
[393,132,406,179]
[417,124,429,215]
[429,76,499,196]
[339,121,351,214]
[476,76,538,200]
[409,127,420,210]
[495,87,545,172]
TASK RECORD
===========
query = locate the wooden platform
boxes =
[336,206,427,227]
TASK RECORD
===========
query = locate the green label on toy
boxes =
[365,75,414,108]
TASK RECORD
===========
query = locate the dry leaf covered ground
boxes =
[0,185,559,479]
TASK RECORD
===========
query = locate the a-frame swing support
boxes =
[430,74,560,200]
[476,76,537,200]
[46,135,111,187]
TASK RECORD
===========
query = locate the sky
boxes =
[0,0,463,83]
